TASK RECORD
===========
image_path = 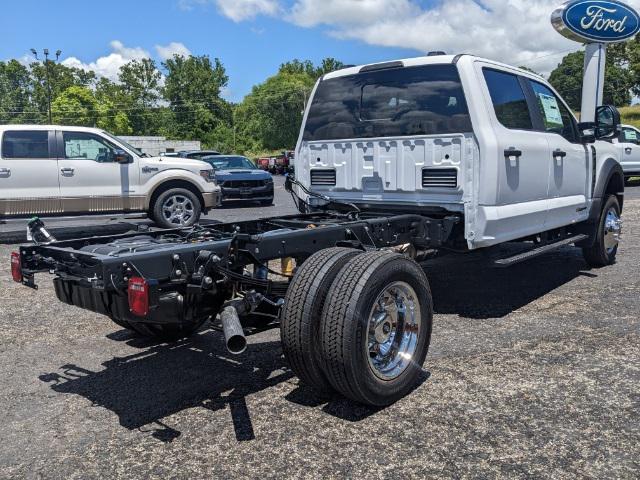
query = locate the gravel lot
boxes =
[1,183,639,479]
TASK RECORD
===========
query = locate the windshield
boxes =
[101,131,147,157]
[303,64,472,141]
[205,156,257,170]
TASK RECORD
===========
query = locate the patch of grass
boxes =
[619,105,640,129]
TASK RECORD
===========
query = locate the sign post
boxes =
[551,0,640,121]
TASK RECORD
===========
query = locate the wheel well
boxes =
[605,171,624,211]
[149,180,205,212]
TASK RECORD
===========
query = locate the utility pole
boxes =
[30,48,62,124]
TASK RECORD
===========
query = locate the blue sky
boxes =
[4,0,613,102]
[2,0,419,102]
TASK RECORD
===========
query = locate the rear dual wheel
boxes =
[281,249,433,406]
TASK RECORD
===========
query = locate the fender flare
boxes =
[145,178,205,211]
[588,157,625,223]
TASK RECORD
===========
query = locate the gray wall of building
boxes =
[119,136,201,157]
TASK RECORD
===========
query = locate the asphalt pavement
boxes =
[0,178,639,478]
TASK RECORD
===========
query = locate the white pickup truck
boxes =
[13,54,626,407]
[616,124,640,181]
[0,125,221,228]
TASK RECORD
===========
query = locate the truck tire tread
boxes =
[280,247,361,393]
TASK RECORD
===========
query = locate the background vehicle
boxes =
[200,155,274,205]
[13,55,625,407]
[0,125,221,228]
[615,125,640,181]
[178,150,220,160]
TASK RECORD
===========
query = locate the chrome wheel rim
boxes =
[603,207,622,254]
[162,195,195,226]
[366,281,421,381]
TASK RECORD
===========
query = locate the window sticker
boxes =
[538,93,563,126]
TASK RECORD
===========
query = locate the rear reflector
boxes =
[11,252,22,283]
[128,277,149,317]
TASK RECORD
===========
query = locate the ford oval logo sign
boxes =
[552,0,640,43]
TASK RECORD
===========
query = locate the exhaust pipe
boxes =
[220,306,247,355]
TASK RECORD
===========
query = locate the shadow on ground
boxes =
[424,245,594,319]
[39,330,292,443]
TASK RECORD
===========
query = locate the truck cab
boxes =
[294,54,623,250]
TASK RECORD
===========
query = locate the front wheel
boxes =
[152,188,202,229]
[319,251,433,406]
[582,195,622,268]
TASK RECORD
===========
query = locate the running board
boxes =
[494,234,588,268]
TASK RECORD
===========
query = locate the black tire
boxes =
[126,319,208,342]
[152,188,202,229]
[319,251,433,406]
[582,195,621,268]
[280,247,362,393]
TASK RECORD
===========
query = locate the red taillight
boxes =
[11,252,22,283]
[128,277,149,317]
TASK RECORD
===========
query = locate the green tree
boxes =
[549,50,633,111]
[29,61,96,121]
[52,85,132,134]
[0,60,36,123]
[162,55,230,140]
[236,71,315,151]
[118,58,162,135]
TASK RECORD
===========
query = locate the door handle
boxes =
[60,168,75,175]
[0,168,10,174]
[625,147,633,154]
[553,149,567,159]
[504,148,522,158]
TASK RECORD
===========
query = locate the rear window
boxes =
[2,131,50,159]
[303,64,472,142]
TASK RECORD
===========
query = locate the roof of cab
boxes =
[322,54,544,81]
[0,124,105,133]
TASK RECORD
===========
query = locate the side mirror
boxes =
[114,149,132,164]
[595,105,621,140]
[577,122,596,144]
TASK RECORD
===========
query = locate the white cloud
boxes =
[155,42,192,60]
[187,0,640,76]
[289,0,417,27]
[61,40,150,81]
[180,0,279,21]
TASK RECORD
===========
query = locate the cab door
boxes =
[525,79,589,229]
[0,129,61,216]
[56,130,141,213]
[618,126,640,174]
[478,66,551,241]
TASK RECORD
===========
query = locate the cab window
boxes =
[63,132,117,162]
[483,69,533,130]
[621,127,640,144]
[528,81,577,142]
[2,131,50,159]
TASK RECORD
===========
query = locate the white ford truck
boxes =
[13,55,625,407]
[0,125,221,228]
[615,124,640,181]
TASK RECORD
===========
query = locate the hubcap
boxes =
[603,207,622,254]
[367,282,421,381]
[162,195,195,226]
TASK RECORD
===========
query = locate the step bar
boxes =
[494,234,588,268]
